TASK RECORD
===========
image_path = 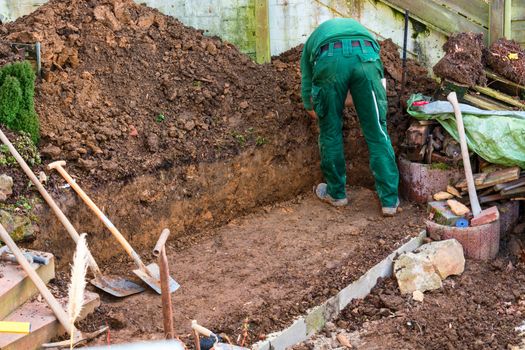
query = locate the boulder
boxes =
[394,239,465,294]
[0,209,35,242]
[394,252,442,294]
[0,174,13,201]
[417,239,465,279]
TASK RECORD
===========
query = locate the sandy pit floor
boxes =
[73,186,425,346]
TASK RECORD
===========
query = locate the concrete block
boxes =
[0,291,100,350]
[305,305,325,336]
[428,201,462,226]
[268,318,306,350]
[0,251,55,320]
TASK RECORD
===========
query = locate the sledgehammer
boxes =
[447,92,499,226]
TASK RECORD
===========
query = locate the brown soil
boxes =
[488,38,525,86]
[0,41,24,66]
[433,32,487,87]
[74,187,425,346]
[299,255,525,349]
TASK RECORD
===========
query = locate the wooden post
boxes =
[504,0,512,39]
[490,0,505,44]
[255,0,270,64]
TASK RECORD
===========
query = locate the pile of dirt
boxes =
[0,0,305,183]
[332,258,525,349]
[0,42,24,66]
[433,32,487,87]
[488,38,525,86]
[0,2,435,185]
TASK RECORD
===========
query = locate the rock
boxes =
[394,252,443,294]
[336,333,353,348]
[0,174,13,201]
[416,239,465,279]
[38,171,48,184]
[78,158,98,170]
[0,209,35,242]
[433,191,453,200]
[93,5,122,31]
[447,185,462,198]
[129,125,138,136]
[40,144,62,159]
[146,133,160,151]
[412,290,424,302]
[183,120,196,131]
[239,101,249,109]
[447,199,470,216]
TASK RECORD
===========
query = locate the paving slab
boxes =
[0,250,55,320]
[0,291,100,350]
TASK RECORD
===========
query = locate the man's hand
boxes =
[306,109,317,121]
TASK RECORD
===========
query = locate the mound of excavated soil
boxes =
[488,38,525,86]
[433,32,487,87]
[0,42,23,66]
[0,0,435,186]
[1,0,305,183]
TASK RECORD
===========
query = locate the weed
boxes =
[15,196,32,212]
[430,162,450,170]
[156,114,166,123]
[232,131,246,146]
[255,136,267,146]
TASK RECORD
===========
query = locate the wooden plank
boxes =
[430,0,489,27]
[473,85,525,109]
[512,20,525,44]
[0,251,55,320]
[490,0,506,44]
[254,0,270,64]
[379,0,487,37]
[485,70,525,93]
[463,93,511,110]
[512,0,525,20]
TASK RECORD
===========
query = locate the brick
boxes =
[471,206,500,227]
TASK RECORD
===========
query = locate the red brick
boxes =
[471,206,500,227]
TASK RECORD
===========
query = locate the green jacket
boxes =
[300,18,378,110]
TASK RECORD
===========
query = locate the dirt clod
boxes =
[487,38,525,86]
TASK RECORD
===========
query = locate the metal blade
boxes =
[133,263,180,294]
[90,275,145,298]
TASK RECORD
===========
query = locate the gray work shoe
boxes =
[382,198,400,217]
[315,183,348,207]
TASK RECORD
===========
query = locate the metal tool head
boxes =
[90,275,145,298]
[133,263,180,294]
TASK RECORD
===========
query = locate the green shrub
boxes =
[0,61,40,143]
[0,76,22,125]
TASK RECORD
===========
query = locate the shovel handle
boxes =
[447,92,482,215]
[191,320,215,337]
[49,161,147,271]
[0,223,75,334]
[0,129,102,275]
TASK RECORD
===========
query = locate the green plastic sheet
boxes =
[407,94,525,169]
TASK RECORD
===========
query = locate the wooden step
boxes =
[0,291,100,350]
[0,250,55,320]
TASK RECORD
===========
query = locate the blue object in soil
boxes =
[455,218,469,228]
[200,335,222,350]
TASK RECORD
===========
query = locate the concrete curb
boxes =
[252,230,427,350]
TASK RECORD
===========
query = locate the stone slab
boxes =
[0,291,100,350]
[0,250,55,320]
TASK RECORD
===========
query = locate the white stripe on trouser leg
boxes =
[372,89,388,140]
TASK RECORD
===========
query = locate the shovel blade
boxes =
[133,263,180,294]
[91,275,145,297]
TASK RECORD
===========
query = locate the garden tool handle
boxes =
[0,129,102,275]
[191,320,215,338]
[153,228,170,257]
[0,222,75,335]
[446,92,482,215]
[48,161,148,271]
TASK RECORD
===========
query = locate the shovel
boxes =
[0,128,144,298]
[49,161,180,294]
[447,92,499,225]
[0,222,107,348]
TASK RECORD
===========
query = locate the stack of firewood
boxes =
[433,166,525,204]
[402,121,461,165]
